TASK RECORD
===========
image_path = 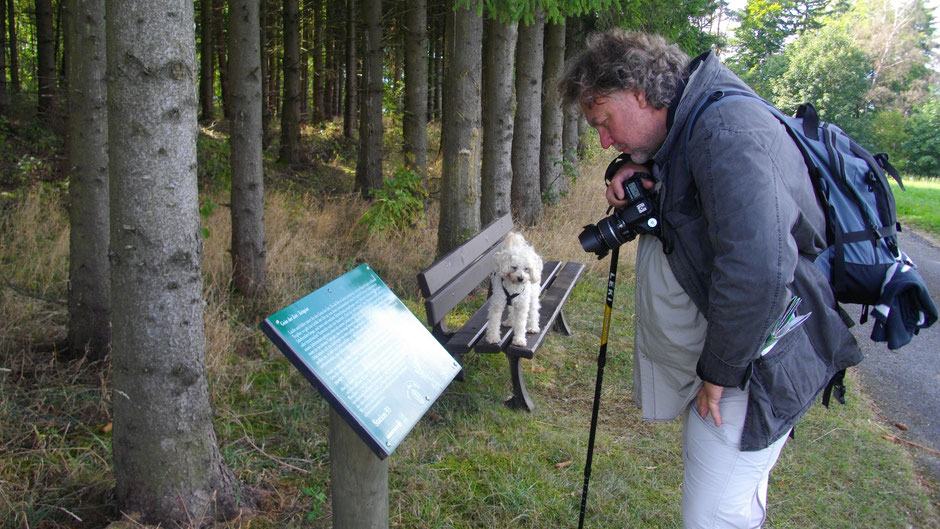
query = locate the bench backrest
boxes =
[417,213,513,329]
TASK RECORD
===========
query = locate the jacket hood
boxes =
[653,51,753,170]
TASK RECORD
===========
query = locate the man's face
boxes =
[581,90,668,165]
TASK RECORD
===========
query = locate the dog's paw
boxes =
[512,335,527,346]
[485,330,500,344]
[526,325,540,334]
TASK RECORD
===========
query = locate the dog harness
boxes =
[501,279,524,306]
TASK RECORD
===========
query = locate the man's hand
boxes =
[606,163,654,208]
[696,382,724,427]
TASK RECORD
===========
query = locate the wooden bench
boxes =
[416,213,585,411]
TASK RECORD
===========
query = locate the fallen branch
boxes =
[0,269,66,306]
[231,415,312,475]
[882,435,940,456]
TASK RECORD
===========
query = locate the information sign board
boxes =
[260,264,461,459]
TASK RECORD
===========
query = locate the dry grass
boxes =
[2,127,937,529]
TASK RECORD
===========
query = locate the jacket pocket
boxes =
[750,325,828,420]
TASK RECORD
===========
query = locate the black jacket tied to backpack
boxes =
[871,254,939,349]
[648,52,863,451]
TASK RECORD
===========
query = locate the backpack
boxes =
[685,90,937,360]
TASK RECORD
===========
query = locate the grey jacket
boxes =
[649,52,863,450]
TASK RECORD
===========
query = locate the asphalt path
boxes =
[845,227,940,485]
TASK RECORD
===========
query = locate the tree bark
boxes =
[213,0,230,117]
[260,0,271,148]
[562,19,581,170]
[343,0,357,138]
[67,0,109,361]
[312,0,323,122]
[540,19,566,201]
[437,0,481,255]
[301,0,311,120]
[356,0,383,197]
[106,0,250,523]
[280,0,302,164]
[480,17,517,225]
[511,12,544,226]
[6,0,19,93]
[230,0,267,298]
[0,0,6,114]
[403,0,428,188]
[36,0,57,122]
[199,0,214,122]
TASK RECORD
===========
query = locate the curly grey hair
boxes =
[558,29,690,110]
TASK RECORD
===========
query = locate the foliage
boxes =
[839,0,936,114]
[729,0,789,73]
[769,24,871,131]
[729,0,837,72]
[198,127,233,191]
[357,166,428,235]
[901,98,940,177]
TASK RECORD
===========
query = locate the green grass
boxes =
[2,121,939,528]
[200,269,938,528]
[893,176,940,237]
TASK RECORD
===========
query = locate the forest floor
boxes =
[1,109,938,528]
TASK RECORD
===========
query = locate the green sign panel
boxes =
[260,264,460,459]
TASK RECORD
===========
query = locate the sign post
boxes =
[260,264,460,527]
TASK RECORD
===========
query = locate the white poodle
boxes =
[485,232,543,346]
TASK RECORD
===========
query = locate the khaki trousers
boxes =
[681,387,789,529]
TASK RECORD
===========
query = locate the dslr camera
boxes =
[579,171,660,258]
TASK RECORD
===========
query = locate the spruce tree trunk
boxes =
[260,2,271,147]
[230,0,266,298]
[280,0,302,164]
[511,11,544,226]
[403,0,428,187]
[562,20,582,170]
[356,0,383,197]
[343,0,357,138]
[36,0,57,122]
[199,0,214,122]
[106,0,249,523]
[0,0,7,115]
[213,0,230,117]
[480,17,517,225]
[67,0,109,361]
[7,0,19,93]
[437,0,481,255]
[300,1,311,120]
[540,19,565,201]
[312,0,323,122]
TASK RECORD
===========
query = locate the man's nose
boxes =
[599,130,612,149]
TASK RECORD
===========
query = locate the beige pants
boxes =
[681,387,789,529]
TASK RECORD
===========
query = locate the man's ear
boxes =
[634,91,650,109]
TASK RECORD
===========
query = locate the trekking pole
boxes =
[578,246,619,529]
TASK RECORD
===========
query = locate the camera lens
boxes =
[578,224,607,256]
[596,215,631,248]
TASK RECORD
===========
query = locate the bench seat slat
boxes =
[417,214,514,298]
[422,244,500,326]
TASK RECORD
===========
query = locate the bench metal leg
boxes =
[552,309,573,336]
[503,354,534,412]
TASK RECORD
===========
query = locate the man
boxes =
[559,30,862,528]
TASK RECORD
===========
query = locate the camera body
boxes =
[579,172,660,258]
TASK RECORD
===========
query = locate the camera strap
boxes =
[578,247,620,529]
